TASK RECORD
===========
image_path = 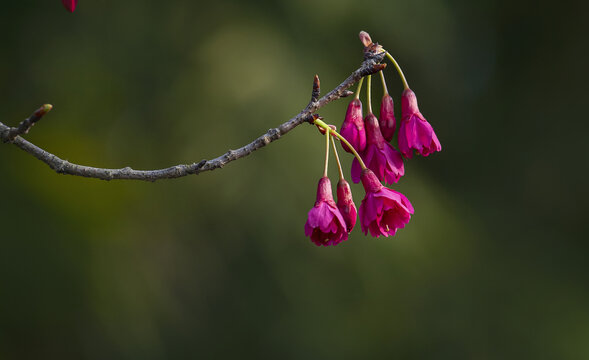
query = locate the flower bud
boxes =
[351,113,404,185]
[379,94,396,142]
[340,98,366,153]
[359,31,373,47]
[336,179,357,233]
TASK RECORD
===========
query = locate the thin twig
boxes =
[0,52,385,182]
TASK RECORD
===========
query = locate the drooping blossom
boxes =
[379,94,396,142]
[340,98,366,154]
[62,0,78,12]
[351,113,404,185]
[304,177,348,246]
[398,88,441,158]
[336,179,357,233]
[358,169,414,237]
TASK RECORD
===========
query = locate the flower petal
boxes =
[62,0,77,12]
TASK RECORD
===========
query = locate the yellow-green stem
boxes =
[331,136,345,180]
[367,75,372,113]
[323,128,330,177]
[354,77,364,100]
[314,119,367,170]
[379,70,389,95]
[385,52,409,90]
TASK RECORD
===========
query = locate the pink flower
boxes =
[379,94,396,142]
[62,0,77,12]
[398,88,441,158]
[336,179,357,233]
[358,169,414,237]
[351,113,404,185]
[340,98,366,154]
[304,177,348,246]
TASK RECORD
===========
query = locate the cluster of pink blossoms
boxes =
[305,31,441,246]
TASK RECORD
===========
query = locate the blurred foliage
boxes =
[1,0,588,359]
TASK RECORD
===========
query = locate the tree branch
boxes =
[0,53,385,182]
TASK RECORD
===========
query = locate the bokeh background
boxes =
[1,0,588,359]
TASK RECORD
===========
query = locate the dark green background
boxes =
[1,0,587,359]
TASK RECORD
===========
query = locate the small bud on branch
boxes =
[359,31,373,47]
[2,104,53,142]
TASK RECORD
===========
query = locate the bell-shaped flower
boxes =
[340,98,366,153]
[358,169,414,237]
[379,94,396,142]
[336,179,357,233]
[304,177,348,246]
[351,113,404,185]
[398,88,441,158]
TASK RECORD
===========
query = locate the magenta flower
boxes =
[398,88,441,158]
[340,98,366,154]
[351,113,404,185]
[304,177,348,246]
[358,169,414,237]
[62,0,78,12]
[379,94,396,142]
[336,179,357,233]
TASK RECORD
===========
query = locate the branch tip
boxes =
[359,31,372,47]
[3,104,54,142]
[36,104,53,117]
[311,74,321,103]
